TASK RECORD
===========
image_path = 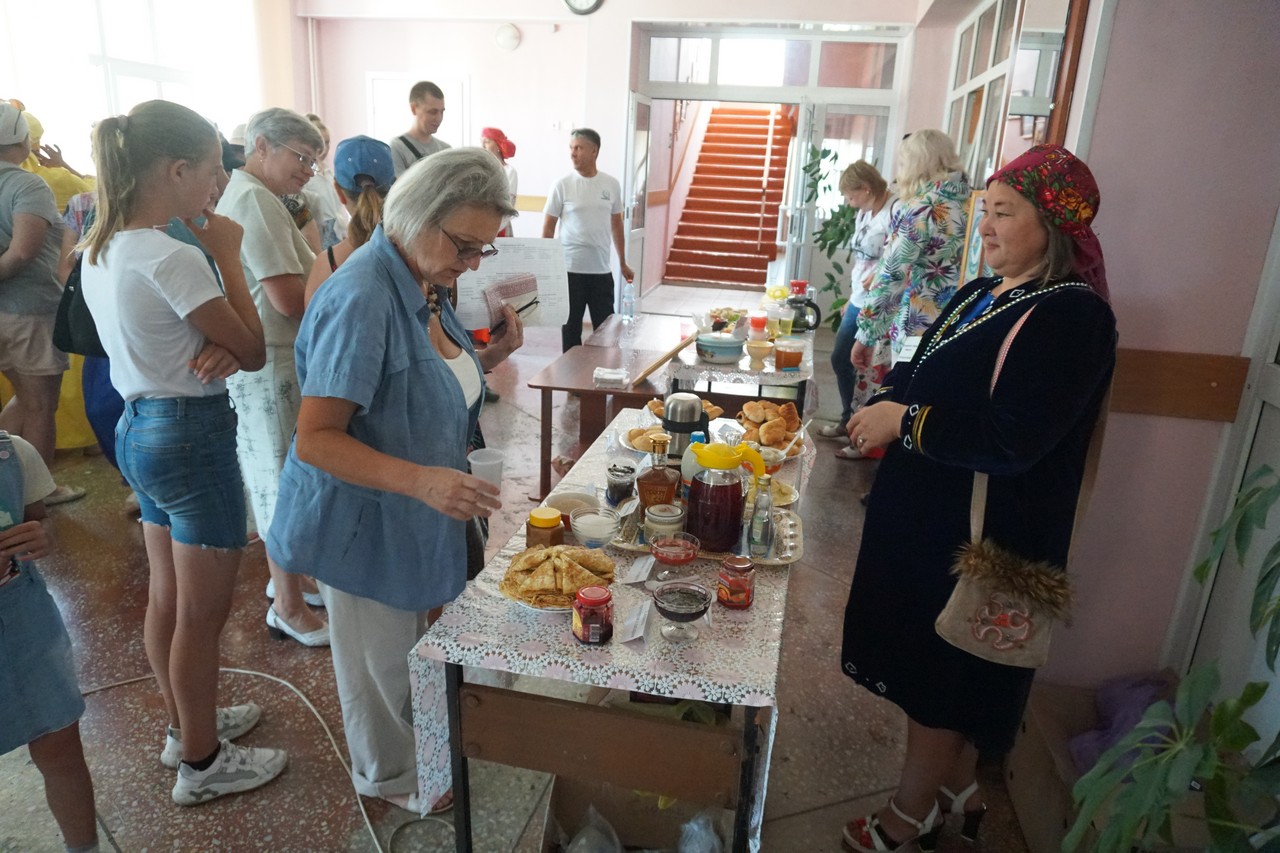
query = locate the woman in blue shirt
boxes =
[268,148,522,814]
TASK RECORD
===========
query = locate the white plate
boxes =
[511,599,572,613]
[746,480,799,507]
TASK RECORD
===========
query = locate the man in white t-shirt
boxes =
[542,128,633,352]
[388,81,451,178]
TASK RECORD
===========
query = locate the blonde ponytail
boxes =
[79,100,217,265]
[347,183,386,249]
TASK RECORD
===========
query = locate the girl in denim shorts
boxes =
[79,100,285,806]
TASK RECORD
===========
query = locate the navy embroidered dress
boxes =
[841,276,1116,752]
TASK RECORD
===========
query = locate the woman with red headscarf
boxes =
[838,145,1116,851]
[479,127,517,237]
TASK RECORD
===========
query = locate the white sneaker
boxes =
[160,703,262,769]
[171,739,287,806]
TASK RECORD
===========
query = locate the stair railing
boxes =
[755,109,780,254]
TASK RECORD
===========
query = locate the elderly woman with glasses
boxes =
[267,147,522,815]
[215,107,330,646]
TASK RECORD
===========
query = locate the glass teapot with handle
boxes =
[684,442,764,553]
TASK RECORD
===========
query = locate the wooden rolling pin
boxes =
[629,330,700,388]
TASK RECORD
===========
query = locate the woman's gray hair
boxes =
[383,147,518,243]
[244,107,324,154]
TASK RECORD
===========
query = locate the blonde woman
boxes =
[851,130,970,380]
[79,99,283,804]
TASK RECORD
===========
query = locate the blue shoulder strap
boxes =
[0,431,26,532]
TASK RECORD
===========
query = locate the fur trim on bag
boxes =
[952,538,1074,622]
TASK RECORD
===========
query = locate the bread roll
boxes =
[743,400,767,423]
[741,426,760,444]
[778,401,801,431]
[759,417,787,446]
[704,404,724,420]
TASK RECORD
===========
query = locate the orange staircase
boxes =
[665,106,794,287]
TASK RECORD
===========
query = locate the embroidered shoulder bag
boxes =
[934,304,1110,668]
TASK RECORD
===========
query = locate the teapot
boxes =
[684,442,764,553]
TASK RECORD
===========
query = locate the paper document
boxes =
[454,238,569,329]
[617,554,655,586]
[616,600,652,644]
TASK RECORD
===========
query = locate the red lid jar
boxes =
[572,585,614,644]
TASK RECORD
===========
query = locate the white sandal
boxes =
[842,798,941,852]
[938,782,987,842]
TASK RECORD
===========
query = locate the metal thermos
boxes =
[660,392,709,463]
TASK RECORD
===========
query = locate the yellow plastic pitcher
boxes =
[689,441,764,483]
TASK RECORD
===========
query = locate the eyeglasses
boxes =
[441,227,499,262]
[278,142,319,174]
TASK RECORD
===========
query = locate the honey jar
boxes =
[526,507,565,548]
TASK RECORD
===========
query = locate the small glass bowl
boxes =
[650,531,700,566]
[569,506,621,548]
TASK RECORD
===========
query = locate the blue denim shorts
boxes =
[0,565,85,754]
[116,394,247,550]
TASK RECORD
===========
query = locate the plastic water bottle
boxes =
[749,474,775,558]
[620,280,636,322]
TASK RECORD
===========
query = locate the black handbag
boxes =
[53,254,107,358]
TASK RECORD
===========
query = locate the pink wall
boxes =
[312,17,590,239]
[1041,0,1280,685]
[903,24,956,133]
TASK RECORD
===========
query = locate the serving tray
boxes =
[609,507,804,566]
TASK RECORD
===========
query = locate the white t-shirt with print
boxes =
[81,229,227,400]
[543,172,623,274]
[848,195,899,310]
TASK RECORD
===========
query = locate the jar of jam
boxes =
[644,503,685,544]
[717,555,755,609]
[526,507,565,548]
[572,585,614,644]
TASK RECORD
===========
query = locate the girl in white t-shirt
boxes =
[79,99,285,806]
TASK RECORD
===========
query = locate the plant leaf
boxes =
[1251,541,1280,631]
[1260,724,1280,766]
[1268,604,1280,671]
[1173,664,1219,729]
[1211,681,1268,752]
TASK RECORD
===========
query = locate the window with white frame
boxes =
[944,0,1018,183]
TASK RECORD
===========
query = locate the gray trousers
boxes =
[319,582,428,798]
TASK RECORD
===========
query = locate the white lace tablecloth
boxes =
[665,332,814,388]
[409,409,810,849]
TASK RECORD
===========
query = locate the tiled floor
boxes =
[0,307,1030,853]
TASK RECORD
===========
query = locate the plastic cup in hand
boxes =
[467,448,504,488]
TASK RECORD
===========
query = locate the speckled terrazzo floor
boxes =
[1,288,1030,853]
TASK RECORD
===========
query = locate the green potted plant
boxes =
[800,145,859,331]
[1064,466,1280,852]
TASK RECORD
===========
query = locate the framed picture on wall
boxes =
[962,190,991,284]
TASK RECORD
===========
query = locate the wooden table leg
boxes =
[447,663,473,853]
[578,395,608,445]
[732,705,762,853]
[533,389,553,501]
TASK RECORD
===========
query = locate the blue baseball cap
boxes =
[333,135,395,192]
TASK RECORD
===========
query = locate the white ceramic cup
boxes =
[467,448,505,487]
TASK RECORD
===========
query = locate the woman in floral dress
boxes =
[850,130,970,399]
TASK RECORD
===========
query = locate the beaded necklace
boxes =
[914,278,1090,372]
[425,285,442,317]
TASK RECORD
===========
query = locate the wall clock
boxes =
[564,0,604,15]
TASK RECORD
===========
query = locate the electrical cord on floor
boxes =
[79,667,454,853]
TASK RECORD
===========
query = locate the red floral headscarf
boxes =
[988,144,1108,301]
[480,127,516,161]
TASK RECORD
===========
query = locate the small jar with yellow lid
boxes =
[526,506,565,548]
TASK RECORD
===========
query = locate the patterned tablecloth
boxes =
[409,409,814,849]
[665,332,814,389]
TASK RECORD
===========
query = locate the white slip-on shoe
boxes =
[160,703,263,769]
[264,578,325,608]
[817,422,849,438]
[171,740,287,806]
[265,606,330,647]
